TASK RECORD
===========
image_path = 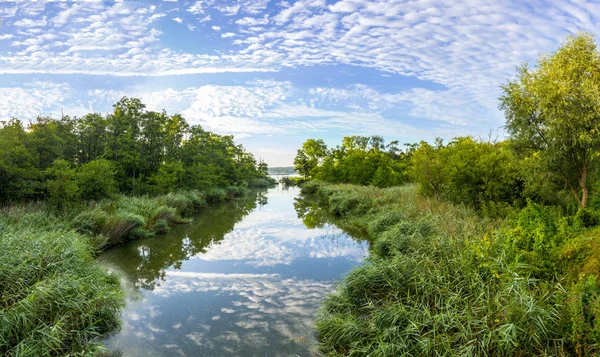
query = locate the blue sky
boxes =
[0,0,596,165]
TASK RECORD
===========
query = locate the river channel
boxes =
[98,185,368,357]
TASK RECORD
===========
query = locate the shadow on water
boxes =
[99,186,368,357]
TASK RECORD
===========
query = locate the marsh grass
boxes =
[0,186,247,356]
[306,182,591,356]
[0,227,123,357]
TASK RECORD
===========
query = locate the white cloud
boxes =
[13,16,47,28]
[172,17,183,23]
[211,25,221,31]
[187,0,214,15]
[0,81,75,120]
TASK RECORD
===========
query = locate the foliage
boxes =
[0,97,271,203]
[410,137,523,210]
[78,159,118,200]
[0,223,123,356]
[45,159,79,209]
[500,32,600,208]
[295,136,409,187]
[301,181,600,356]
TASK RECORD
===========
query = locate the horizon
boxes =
[1,0,597,166]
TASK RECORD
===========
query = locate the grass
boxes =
[304,181,600,356]
[0,186,248,356]
[0,224,123,356]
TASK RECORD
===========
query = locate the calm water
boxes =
[98,186,368,357]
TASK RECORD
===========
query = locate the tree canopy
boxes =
[500,32,600,208]
[0,97,271,204]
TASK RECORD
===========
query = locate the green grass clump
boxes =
[0,228,123,357]
[249,177,276,187]
[205,187,227,204]
[307,181,599,356]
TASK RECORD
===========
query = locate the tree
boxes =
[500,33,600,208]
[410,140,447,198]
[46,159,79,209]
[294,139,328,179]
[77,159,117,200]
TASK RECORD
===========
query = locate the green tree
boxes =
[77,159,117,200]
[500,33,600,208]
[0,119,41,201]
[46,159,79,209]
[294,139,328,179]
[410,140,447,198]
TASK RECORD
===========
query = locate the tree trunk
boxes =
[580,163,588,208]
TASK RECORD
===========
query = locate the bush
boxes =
[225,185,248,199]
[78,159,117,200]
[328,191,370,216]
[300,180,322,195]
[249,177,276,187]
[205,187,227,204]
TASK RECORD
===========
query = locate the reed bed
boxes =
[304,181,597,356]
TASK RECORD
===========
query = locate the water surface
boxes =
[99,186,367,357]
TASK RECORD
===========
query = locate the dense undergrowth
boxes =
[0,186,249,356]
[303,181,600,356]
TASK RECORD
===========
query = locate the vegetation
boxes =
[500,33,600,208]
[0,97,272,205]
[0,210,123,356]
[302,182,600,356]
[0,98,273,356]
[295,33,600,356]
[294,136,411,187]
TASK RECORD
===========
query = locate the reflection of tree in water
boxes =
[293,196,329,229]
[100,190,265,291]
[294,195,371,242]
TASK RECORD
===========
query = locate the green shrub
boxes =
[205,187,227,204]
[225,185,248,199]
[575,207,599,228]
[300,180,322,195]
[78,159,117,200]
[328,191,370,216]
[249,177,276,187]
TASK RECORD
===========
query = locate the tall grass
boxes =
[305,182,594,356]
[0,226,123,356]
[0,186,248,356]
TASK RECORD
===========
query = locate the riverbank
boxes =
[0,186,252,356]
[303,181,600,356]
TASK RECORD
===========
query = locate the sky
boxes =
[0,0,597,166]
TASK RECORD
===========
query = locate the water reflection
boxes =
[99,186,368,357]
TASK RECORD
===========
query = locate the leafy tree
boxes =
[410,140,447,198]
[296,136,408,187]
[294,139,328,179]
[77,159,117,200]
[0,98,271,204]
[0,119,41,201]
[500,33,600,208]
[46,159,79,209]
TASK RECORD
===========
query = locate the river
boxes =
[98,185,368,357]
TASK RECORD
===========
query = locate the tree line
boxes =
[296,33,600,216]
[0,97,270,207]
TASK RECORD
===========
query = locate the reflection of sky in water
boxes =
[99,186,368,357]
